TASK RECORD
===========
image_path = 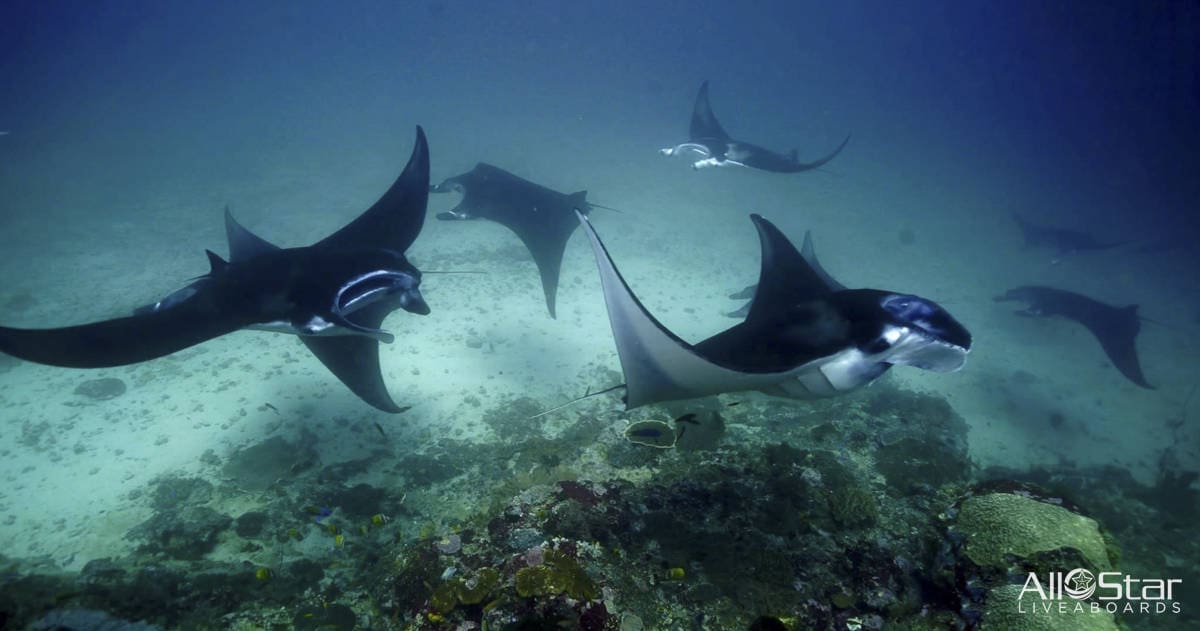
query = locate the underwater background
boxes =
[0,1,1197,630]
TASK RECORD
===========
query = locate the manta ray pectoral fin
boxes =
[792,134,851,171]
[725,229,845,319]
[577,210,791,409]
[690,80,732,143]
[799,231,846,292]
[743,216,836,324]
[316,126,429,253]
[300,301,411,413]
[301,334,405,412]
[0,299,247,369]
[1094,304,1153,389]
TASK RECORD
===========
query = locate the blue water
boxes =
[0,2,1196,629]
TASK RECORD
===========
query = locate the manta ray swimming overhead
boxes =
[431,162,620,318]
[660,80,850,173]
[0,127,432,413]
[1013,214,1129,264]
[994,285,1153,389]
[576,211,972,409]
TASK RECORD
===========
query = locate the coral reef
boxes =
[953,491,1113,572]
[0,382,1194,630]
[978,584,1119,631]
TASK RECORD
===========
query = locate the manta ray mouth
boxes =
[335,270,422,315]
[897,333,970,372]
[881,294,973,352]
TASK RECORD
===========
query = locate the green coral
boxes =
[430,582,458,613]
[828,487,879,529]
[431,567,502,612]
[458,567,500,604]
[956,493,1113,572]
[978,584,1119,631]
[514,549,601,600]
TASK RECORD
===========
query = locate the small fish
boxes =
[628,427,667,438]
[373,422,387,438]
[311,507,333,523]
[264,402,279,414]
[334,533,345,548]
[624,420,676,448]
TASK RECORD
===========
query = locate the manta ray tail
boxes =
[587,202,626,214]
[530,383,625,419]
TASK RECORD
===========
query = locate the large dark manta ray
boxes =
[576,211,972,409]
[0,127,432,413]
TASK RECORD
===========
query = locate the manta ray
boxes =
[0,127,432,412]
[1013,214,1129,263]
[576,211,972,409]
[660,80,850,173]
[431,162,618,318]
[994,285,1153,389]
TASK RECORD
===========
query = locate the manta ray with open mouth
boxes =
[0,127,432,412]
[576,211,971,409]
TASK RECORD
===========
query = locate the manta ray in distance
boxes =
[1013,214,1129,263]
[0,126,432,413]
[574,211,972,410]
[430,162,621,318]
[994,285,1153,389]
[660,80,850,173]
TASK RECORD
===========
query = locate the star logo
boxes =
[1064,569,1097,600]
